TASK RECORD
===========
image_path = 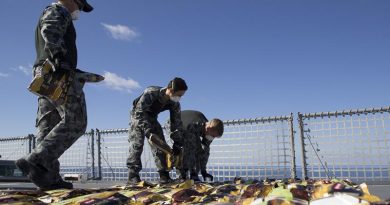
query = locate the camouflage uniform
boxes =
[18,3,87,188]
[28,77,87,181]
[127,86,184,176]
[171,110,213,176]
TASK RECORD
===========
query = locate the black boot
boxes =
[177,169,188,181]
[50,179,73,189]
[127,171,141,185]
[190,172,201,182]
[15,158,52,190]
[158,171,173,184]
[15,158,30,176]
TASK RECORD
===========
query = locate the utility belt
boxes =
[28,59,104,105]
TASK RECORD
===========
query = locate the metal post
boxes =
[96,129,102,180]
[28,134,34,153]
[289,113,297,179]
[32,135,36,150]
[90,129,95,179]
[298,113,308,180]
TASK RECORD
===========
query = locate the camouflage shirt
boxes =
[186,122,212,147]
[132,86,183,140]
[181,110,213,148]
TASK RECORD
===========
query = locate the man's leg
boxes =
[148,122,172,183]
[35,97,63,184]
[126,118,144,184]
[178,132,198,180]
[185,133,201,181]
[191,135,205,180]
[16,97,60,189]
[24,88,87,189]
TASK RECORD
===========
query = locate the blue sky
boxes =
[0,0,389,137]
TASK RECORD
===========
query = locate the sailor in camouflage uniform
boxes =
[16,0,97,190]
[127,77,188,184]
[173,110,224,182]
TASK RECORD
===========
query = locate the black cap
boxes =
[79,0,93,12]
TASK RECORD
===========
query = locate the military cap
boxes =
[77,0,93,12]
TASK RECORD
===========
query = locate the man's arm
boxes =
[200,149,213,181]
[199,141,211,173]
[40,6,70,65]
[169,102,184,144]
[133,91,157,137]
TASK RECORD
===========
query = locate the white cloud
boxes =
[103,71,141,93]
[101,23,139,41]
[11,65,31,76]
[0,73,9,78]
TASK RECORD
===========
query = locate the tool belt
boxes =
[28,59,74,105]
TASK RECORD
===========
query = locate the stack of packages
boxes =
[0,178,388,204]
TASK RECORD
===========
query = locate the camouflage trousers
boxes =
[127,115,168,175]
[179,131,198,173]
[180,132,210,175]
[24,72,87,185]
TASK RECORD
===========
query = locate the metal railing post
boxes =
[28,134,34,153]
[96,128,102,180]
[289,113,297,179]
[90,129,95,179]
[32,135,36,150]
[298,112,308,180]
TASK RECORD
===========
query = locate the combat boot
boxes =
[190,172,201,182]
[15,158,52,190]
[15,158,30,176]
[158,171,173,184]
[50,179,73,189]
[177,169,188,182]
[127,171,141,185]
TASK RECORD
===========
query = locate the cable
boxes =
[100,138,116,181]
[305,132,335,179]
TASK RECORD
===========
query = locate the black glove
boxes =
[172,143,182,156]
[145,129,153,139]
[49,53,73,72]
[201,171,213,182]
[49,53,63,72]
[170,130,183,146]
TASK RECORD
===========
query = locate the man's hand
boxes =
[49,53,72,72]
[48,53,63,72]
[148,133,158,140]
[144,128,154,139]
[201,171,213,182]
[172,143,182,156]
[170,130,183,145]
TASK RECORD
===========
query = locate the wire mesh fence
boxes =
[0,135,34,161]
[1,106,389,184]
[209,115,296,181]
[96,129,159,181]
[58,130,95,180]
[93,114,296,182]
[298,107,390,184]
